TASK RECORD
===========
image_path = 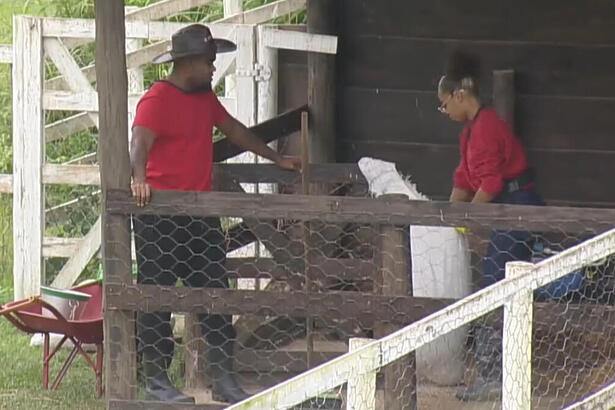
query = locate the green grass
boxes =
[0,318,105,410]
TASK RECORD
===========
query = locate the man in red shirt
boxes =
[130,24,299,404]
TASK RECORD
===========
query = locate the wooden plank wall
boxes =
[332,0,615,207]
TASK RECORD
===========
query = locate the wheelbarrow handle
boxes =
[0,296,40,317]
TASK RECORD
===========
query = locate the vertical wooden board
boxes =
[307,0,336,164]
[235,25,256,127]
[375,221,416,409]
[184,313,208,390]
[492,69,515,130]
[95,0,136,401]
[12,16,44,300]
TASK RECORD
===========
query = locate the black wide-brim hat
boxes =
[152,24,237,64]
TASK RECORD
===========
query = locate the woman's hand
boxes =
[131,178,152,207]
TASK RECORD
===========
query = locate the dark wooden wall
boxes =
[334,0,615,207]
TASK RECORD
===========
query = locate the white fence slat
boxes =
[0,173,12,193]
[125,0,216,21]
[502,262,533,410]
[12,16,44,300]
[222,0,305,24]
[50,217,101,289]
[43,164,100,186]
[235,25,256,126]
[43,237,81,258]
[44,38,99,127]
[213,53,236,88]
[230,226,615,409]
[257,25,278,124]
[346,338,376,410]
[45,112,93,142]
[46,40,168,91]
[0,44,12,63]
[42,18,236,41]
[262,27,337,54]
[564,380,615,410]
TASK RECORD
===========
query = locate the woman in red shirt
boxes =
[437,51,543,401]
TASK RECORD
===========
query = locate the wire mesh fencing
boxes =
[102,169,615,409]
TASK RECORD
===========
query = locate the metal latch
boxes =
[236,63,271,82]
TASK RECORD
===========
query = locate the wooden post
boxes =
[493,69,515,130]
[374,205,417,410]
[300,111,314,368]
[307,0,337,165]
[12,16,44,300]
[502,261,533,410]
[95,0,137,401]
[184,313,208,390]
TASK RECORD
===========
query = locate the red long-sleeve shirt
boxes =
[453,108,529,196]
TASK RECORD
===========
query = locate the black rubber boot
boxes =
[142,352,195,403]
[456,325,502,402]
[139,311,194,403]
[207,341,250,403]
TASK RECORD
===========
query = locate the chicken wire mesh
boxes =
[101,176,615,409]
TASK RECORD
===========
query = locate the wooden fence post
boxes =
[95,0,137,401]
[374,198,417,410]
[12,16,44,300]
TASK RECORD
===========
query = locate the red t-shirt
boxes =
[132,81,229,192]
[453,108,529,196]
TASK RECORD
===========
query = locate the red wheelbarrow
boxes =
[0,281,104,397]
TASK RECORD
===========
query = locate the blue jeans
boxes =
[481,188,545,287]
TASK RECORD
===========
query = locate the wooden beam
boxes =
[213,105,306,162]
[262,27,337,54]
[493,69,515,129]
[12,16,44,300]
[95,0,136,401]
[50,217,101,289]
[0,44,12,64]
[106,189,615,233]
[213,163,365,184]
[0,173,12,193]
[43,164,100,185]
[307,0,337,164]
[41,162,363,189]
[105,284,452,326]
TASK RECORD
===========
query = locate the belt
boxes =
[504,168,534,193]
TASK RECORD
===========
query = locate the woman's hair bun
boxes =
[446,50,481,82]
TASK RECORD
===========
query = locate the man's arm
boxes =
[217,115,300,171]
[130,126,157,207]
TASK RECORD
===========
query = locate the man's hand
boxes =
[275,156,301,171]
[131,178,152,207]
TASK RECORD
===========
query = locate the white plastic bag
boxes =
[358,157,471,385]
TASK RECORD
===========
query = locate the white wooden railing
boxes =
[227,227,615,410]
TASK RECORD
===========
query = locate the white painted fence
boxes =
[227,227,615,410]
[5,0,338,302]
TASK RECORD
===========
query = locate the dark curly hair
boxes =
[438,50,481,96]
